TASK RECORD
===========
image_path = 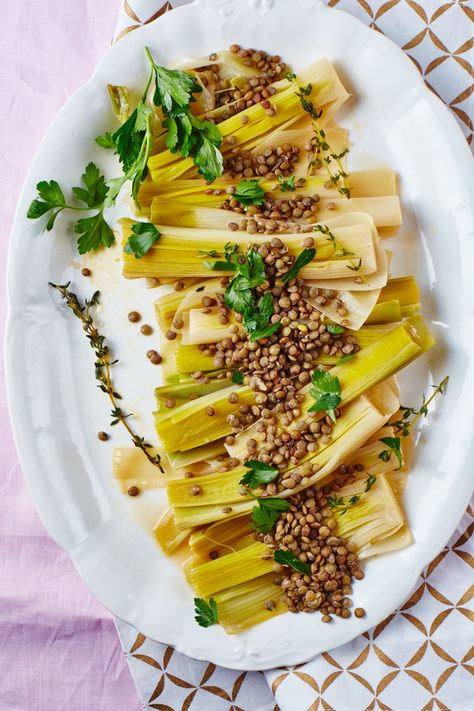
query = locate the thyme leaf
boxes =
[277,174,296,192]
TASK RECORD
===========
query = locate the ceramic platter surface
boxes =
[6,0,474,670]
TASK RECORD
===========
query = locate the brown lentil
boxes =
[127,485,140,497]
[127,311,140,323]
[81,267,91,277]
[98,431,108,441]
[146,277,161,288]
[140,324,153,335]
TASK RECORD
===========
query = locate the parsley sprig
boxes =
[277,175,297,192]
[326,324,345,335]
[143,47,223,182]
[232,371,244,385]
[308,369,341,422]
[27,165,115,254]
[28,48,223,254]
[222,247,281,342]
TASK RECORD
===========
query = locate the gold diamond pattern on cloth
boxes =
[112,1,474,709]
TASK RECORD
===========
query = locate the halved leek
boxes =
[365,299,402,324]
[378,276,420,307]
[154,508,192,554]
[136,167,395,210]
[155,383,254,451]
[155,377,232,410]
[188,540,272,597]
[154,279,219,331]
[122,219,378,280]
[148,195,401,231]
[335,473,405,552]
[214,573,286,634]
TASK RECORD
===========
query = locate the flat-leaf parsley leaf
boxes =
[124,222,161,259]
[194,597,218,627]
[239,460,279,489]
[273,550,311,575]
[308,369,341,422]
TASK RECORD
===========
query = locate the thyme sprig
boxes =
[378,377,449,468]
[327,474,377,516]
[392,377,449,436]
[311,122,351,198]
[313,224,354,257]
[49,282,163,472]
[295,82,351,198]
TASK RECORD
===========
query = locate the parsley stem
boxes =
[63,205,100,212]
[142,47,156,98]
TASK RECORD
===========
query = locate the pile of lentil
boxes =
[195,44,289,120]
[223,143,302,181]
[183,237,359,493]
[257,474,366,621]
[222,190,339,234]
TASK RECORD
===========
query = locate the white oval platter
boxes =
[5,0,474,670]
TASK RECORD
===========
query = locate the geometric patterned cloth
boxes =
[113,2,474,709]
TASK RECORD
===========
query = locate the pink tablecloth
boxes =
[0,2,141,709]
